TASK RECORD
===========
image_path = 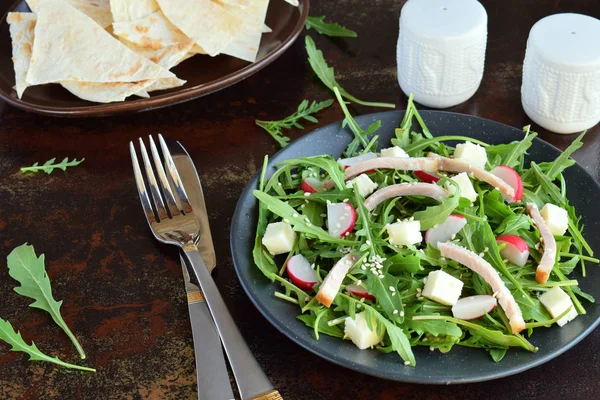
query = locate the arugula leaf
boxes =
[333,87,381,156]
[413,181,460,230]
[305,36,394,108]
[256,99,334,147]
[253,190,358,245]
[0,317,95,372]
[545,131,586,180]
[558,256,580,275]
[413,315,537,352]
[494,214,531,236]
[277,155,345,190]
[253,157,278,281]
[305,16,357,37]
[297,310,344,339]
[410,318,462,337]
[6,244,88,359]
[403,136,488,156]
[489,348,508,362]
[21,157,84,175]
[366,272,405,324]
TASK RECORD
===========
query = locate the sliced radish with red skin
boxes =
[452,295,498,320]
[286,255,318,291]
[300,177,323,193]
[346,284,376,301]
[425,214,467,249]
[338,152,378,169]
[491,165,523,202]
[496,234,530,267]
[414,170,441,183]
[327,203,356,237]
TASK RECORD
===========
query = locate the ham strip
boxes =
[438,242,526,334]
[526,203,557,284]
[427,154,515,199]
[364,183,448,211]
[316,254,358,307]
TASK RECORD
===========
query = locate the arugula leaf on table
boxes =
[305,36,395,108]
[306,16,357,37]
[21,158,84,175]
[6,244,87,359]
[0,317,95,372]
[256,99,334,147]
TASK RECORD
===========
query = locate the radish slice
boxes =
[286,255,318,291]
[338,152,378,169]
[300,177,323,193]
[346,284,376,301]
[496,234,530,267]
[425,214,467,249]
[414,170,441,183]
[327,203,356,237]
[491,165,524,202]
[452,295,498,320]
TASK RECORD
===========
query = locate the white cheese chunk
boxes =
[346,173,378,198]
[454,142,488,169]
[447,172,478,202]
[540,203,569,236]
[381,146,409,158]
[422,270,464,306]
[539,286,578,327]
[386,220,422,246]
[261,222,296,255]
[344,311,385,349]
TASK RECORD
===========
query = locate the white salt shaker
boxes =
[521,14,600,134]
[397,0,487,108]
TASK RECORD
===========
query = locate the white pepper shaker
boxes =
[521,13,600,134]
[397,0,487,108]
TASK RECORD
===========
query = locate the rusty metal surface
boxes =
[0,0,598,399]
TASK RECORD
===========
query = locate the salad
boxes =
[251,95,597,366]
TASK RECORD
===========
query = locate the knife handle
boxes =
[183,247,276,400]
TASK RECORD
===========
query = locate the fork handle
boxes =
[183,247,278,400]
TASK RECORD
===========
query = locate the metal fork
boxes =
[130,134,281,400]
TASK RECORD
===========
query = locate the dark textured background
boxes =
[0,0,599,399]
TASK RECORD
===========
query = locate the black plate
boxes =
[230,111,600,384]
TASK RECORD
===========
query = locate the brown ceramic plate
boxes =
[0,0,309,117]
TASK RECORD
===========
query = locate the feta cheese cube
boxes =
[344,311,385,349]
[381,146,409,158]
[346,173,378,198]
[539,286,578,327]
[386,220,422,246]
[422,270,464,306]
[540,203,569,236]
[454,142,488,169]
[261,222,296,255]
[446,172,478,202]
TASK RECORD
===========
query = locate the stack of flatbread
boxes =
[6,0,298,103]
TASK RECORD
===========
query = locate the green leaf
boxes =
[253,190,358,245]
[253,157,278,281]
[413,181,460,230]
[256,99,333,147]
[489,348,508,362]
[277,155,346,191]
[386,253,422,274]
[558,256,580,275]
[21,158,84,175]
[305,16,357,37]
[333,87,381,156]
[297,311,344,339]
[305,36,394,108]
[410,318,462,337]
[545,131,586,180]
[495,214,531,236]
[0,318,95,372]
[7,244,87,359]
[366,272,405,324]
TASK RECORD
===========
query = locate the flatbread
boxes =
[112,10,190,50]
[109,0,158,22]
[60,80,156,102]
[26,0,113,28]
[221,0,269,62]
[26,0,174,85]
[6,12,36,98]
[156,0,243,57]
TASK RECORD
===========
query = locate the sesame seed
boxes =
[284,219,290,223]
[389,286,396,292]
[356,280,362,286]
[320,213,326,217]
[305,200,309,204]
[430,346,435,351]
[311,264,316,269]
[356,303,362,309]
[392,292,396,296]
[400,311,405,317]
[292,213,299,217]
[326,200,332,205]
[393,309,399,315]
[343,198,349,203]
[304,192,311,197]
[440,257,446,261]
[277,182,282,186]
[307,222,312,227]
[484,247,489,252]
[305,297,310,302]
[503,259,508,263]
[404,361,410,366]
[300,204,305,209]
[361,265,366,270]
[416,288,422,293]
[366,240,371,246]
[423,337,428,342]
[378,274,384,279]
[479,252,485,257]
[345,232,350,236]
[450,234,457,240]
[304,217,310,223]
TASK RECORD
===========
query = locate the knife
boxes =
[170,139,234,400]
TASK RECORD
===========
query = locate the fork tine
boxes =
[149,135,181,217]
[129,142,157,224]
[158,134,193,214]
[139,138,169,221]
